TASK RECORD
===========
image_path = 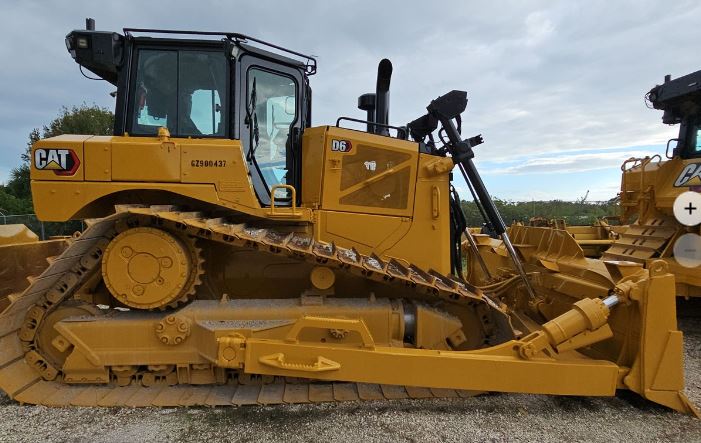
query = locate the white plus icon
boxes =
[673,191,701,226]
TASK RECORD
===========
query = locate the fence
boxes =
[0,214,84,240]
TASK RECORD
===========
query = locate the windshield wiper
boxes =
[245,78,259,162]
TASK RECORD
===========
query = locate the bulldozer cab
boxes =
[666,113,701,160]
[648,69,701,160]
[66,27,313,206]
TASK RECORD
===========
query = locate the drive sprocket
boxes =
[101,227,203,310]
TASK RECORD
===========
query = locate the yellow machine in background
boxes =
[0,20,696,415]
[497,71,701,299]
[602,70,701,298]
[608,155,701,297]
[521,217,623,258]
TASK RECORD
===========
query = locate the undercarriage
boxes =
[0,206,696,415]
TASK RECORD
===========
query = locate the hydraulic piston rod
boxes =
[426,91,536,299]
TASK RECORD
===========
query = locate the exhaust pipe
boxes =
[356,59,393,135]
[86,17,95,31]
[374,59,392,135]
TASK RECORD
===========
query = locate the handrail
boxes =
[621,157,642,171]
[620,155,663,217]
[123,28,317,75]
[269,184,299,217]
[335,117,408,139]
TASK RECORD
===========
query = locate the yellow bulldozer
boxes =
[0,19,697,415]
[518,70,701,298]
[603,69,701,298]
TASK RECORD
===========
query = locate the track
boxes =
[0,205,500,407]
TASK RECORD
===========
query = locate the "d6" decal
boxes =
[331,139,352,153]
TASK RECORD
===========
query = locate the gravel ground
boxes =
[0,314,699,442]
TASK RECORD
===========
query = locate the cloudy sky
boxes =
[1,0,698,201]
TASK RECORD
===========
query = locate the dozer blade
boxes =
[0,224,39,246]
[0,225,69,312]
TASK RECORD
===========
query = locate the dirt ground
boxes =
[0,312,699,443]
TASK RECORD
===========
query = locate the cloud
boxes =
[524,12,555,47]
[482,149,661,175]
[0,0,698,201]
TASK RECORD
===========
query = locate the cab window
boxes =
[246,68,297,196]
[131,49,227,137]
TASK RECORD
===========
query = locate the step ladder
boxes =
[601,216,678,264]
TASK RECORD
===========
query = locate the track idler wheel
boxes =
[33,300,103,376]
[102,227,203,310]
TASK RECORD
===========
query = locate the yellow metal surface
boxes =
[522,188,700,299]
[609,155,701,297]
[84,136,113,181]
[32,135,88,182]
[112,136,181,182]
[319,127,418,217]
[318,211,405,250]
[463,226,697,415]
[0,224,39,246]
[309,266,335,290]
[31,136,289,221]
[102,227,202,310]
[0,234,68,310]
[620,156,686,222]
[300,126,326,206]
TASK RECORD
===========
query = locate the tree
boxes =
[0,185,33,214]
[460,198,618,228]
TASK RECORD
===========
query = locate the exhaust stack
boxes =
[356,59,393,136]
[374,59,392,135]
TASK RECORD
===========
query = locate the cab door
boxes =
[238,54,304,206]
